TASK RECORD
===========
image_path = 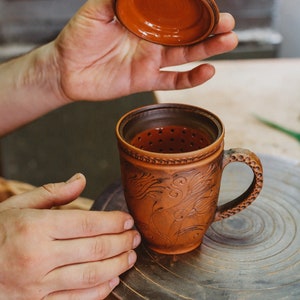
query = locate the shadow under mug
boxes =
[116,103,263,254]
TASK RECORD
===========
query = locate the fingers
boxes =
[0,173,86,210]
[201,31,239,58]
[160,31,238,69]
[214,12,236,35]
[52,228,141,267]
[47,210,135,239]
[44,250,137,292]
[44,210,140,296]
[44,229,140,298]
[155,63,215,91]
[159,12,238,69]
[154,31,238,90]
[46,278,120,300]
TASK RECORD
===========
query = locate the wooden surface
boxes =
[155,58,300,162]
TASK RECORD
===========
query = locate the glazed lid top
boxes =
[114,0,219,46]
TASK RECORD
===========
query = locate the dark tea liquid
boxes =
[130,125,212,153]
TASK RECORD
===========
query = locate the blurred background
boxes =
[0,0,299,199]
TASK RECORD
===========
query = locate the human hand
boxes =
[0,173,141,299]
[54,0,238,102]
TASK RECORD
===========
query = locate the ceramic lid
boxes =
[114,0,219,46]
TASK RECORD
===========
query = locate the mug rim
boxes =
[116,103,225,164]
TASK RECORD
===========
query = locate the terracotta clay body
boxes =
[114,0,219,46]
[116,104,263,254]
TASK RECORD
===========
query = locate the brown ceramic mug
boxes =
[116,103,263,255]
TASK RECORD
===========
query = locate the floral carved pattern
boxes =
[123,161,221,251]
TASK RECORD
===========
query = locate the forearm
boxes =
[0,42,69,137]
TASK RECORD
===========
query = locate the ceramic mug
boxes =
[116,103,263,255]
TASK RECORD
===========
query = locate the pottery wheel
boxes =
[92,154,300,299]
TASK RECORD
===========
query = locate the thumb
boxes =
[0,173,86,210]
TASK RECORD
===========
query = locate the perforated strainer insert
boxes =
[130,125,212,153]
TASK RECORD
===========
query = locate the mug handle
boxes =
[214,148,263,222]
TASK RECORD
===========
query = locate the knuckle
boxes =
[42,183,56,195]
[91,238,106,259]
[124,231,135,250]
[95,285,112,300]
[82,265,99,286]
[15,243,37,270]
[19,254,36,271]
[15,214,36,237]
[66,293,81,300]
[12,214,47,270]
[80,215,94,235]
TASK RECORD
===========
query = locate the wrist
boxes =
[21,42,71,106]
[0,42,70,135]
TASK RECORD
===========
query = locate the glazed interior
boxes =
[115,0,219,46]
[119,105,222,154]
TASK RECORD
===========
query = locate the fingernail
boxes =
[109,277,120,289]
[128,250,137,266]
[124,218,134,230]
[66,173,82,183]
[133,233,141,248]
